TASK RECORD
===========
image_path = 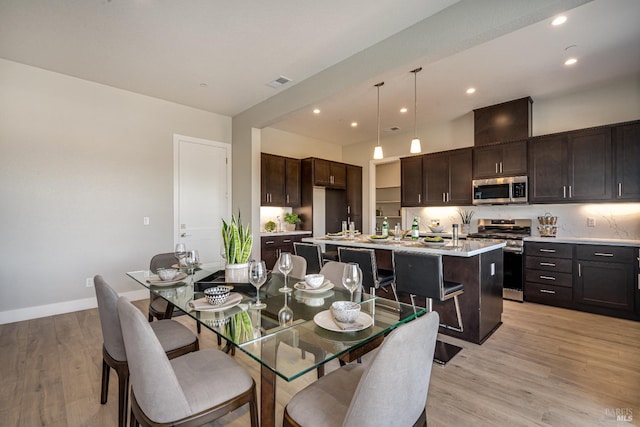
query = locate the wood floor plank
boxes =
[1,299,638,426]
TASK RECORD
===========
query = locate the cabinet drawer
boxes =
[575,245,635,263]
[525,281,572,303]
[525,242,573,259]
[525,256,572,273]
[525,269,572,288]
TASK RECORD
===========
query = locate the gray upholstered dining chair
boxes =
[289,253,307,280]
[318,260,348,286]
[283,311,440,427]
[116,296,258,427]
[94,275,199,427]
[293,242,323,274]
[148,252,178,322]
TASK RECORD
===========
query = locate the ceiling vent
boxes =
[266,76,293,89]
[386,126,401,132]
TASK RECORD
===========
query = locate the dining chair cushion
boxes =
[150,320,200,353]
[289,254,307,280]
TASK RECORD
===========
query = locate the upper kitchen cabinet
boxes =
[613,121,640,201]
[260,153,300,207]
[473,140,527,179]
[423,148,473,206]
[400,155,424,207]
[310,158,346,189]
[529,126,612,203]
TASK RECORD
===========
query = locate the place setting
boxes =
[293,273,334,293]
[146,268,189,286]
[312,263,373,333]
[188,286,243,312]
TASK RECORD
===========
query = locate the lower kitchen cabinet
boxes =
[261,234,306,270]
[574,245,636,313]
[525,241,639,320]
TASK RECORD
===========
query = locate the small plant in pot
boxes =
[222,212,253,282]
[283,212,301,231]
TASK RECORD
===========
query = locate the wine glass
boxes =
[342,262,362,302]
[174,243,186,267]
[277,252,293,293]
[248,260,268,309]
[278,292,293,327]
[185,249,199,283]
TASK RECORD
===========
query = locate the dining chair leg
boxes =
[100,358,109,404]
[116,365,129,427]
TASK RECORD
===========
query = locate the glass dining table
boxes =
[127,263,426,427]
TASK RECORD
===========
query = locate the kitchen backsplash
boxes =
[404,203,640,240]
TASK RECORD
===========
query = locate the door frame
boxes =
[173,134,232,246]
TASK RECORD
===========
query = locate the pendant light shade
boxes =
[372,82,384,160]
[409,67,422,154]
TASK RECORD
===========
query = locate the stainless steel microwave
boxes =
[472,176,528,205]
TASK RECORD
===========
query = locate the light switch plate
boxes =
[587,217,596,227]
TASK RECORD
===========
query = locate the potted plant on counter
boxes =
[284,212,301,231]
[222,212,253,282]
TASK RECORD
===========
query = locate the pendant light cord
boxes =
[411,67,422,138]
[375,82,384,147]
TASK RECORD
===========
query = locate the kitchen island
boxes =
[303,236,506,344]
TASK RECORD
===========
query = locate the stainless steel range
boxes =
[466,219,531,302]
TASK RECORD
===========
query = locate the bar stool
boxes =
[338,247,398,302]
[293,242,323,274]
[393,251,464,364]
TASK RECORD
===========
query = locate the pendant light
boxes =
[373,82,385,160]
[410,67,422,153]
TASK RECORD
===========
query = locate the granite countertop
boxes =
[525,236,640,247]
[302,235,504,257]
[260,230,312,236]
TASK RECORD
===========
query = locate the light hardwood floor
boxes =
[1,300,638,426]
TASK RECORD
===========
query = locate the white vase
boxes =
[462,223,471,234]
[225,263,249,283]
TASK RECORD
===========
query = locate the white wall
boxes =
[0,59,231,323]
[342,73,640,234]
[261,127,343,161]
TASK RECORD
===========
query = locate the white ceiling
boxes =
[1,0,639,146]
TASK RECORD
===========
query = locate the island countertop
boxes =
[302,236,504,257]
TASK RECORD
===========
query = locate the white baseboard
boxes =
[0,289,149,325]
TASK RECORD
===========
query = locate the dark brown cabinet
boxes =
[346,164,363,231]
[524,241,573,307]
[473,140,527,178]
[400,156,423,207]
[261,154,300,207]
[575,245,636,312]
[260,234,305,270]
[614,121,640,200]
[312,158,346,189]
[423,148,472,206]
[529,127,612,203]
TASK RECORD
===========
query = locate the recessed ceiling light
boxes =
[466,87,476,95]
[351,122,358,127]
[400,107,408,113]
[313,108,321,114]
[564,57,578,66]
[552,15,567,26]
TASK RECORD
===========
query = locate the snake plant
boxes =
[222,212,253,264]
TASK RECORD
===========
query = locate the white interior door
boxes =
[174,135,231,265]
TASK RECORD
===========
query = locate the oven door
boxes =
[503,250,524,302]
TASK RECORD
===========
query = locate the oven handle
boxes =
[503,247,523,254]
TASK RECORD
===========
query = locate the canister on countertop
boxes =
[452,224,459,243]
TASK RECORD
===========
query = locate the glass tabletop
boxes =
[127,265,426,381]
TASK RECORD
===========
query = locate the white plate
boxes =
[171,262,202,270]
[325,234,346,240]
[147,272,189,286]
[367,236,390,243]
[421,239,447,246]
[189,293,242,312]
[313,310,373,332]
[294,280,334,293]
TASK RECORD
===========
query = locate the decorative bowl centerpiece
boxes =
[428,225,444,233]
[204,286,231,306]
[330,301,361,324]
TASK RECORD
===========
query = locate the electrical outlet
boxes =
[143,216,150,226]
[86,277,94,288]
[587,217,596,227]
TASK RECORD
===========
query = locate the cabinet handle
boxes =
[283,239,292,243]
[594,252,614,257]
[540,289,556,294]
[539,275,556,281]
[578,263,581,277]
[618,182,622,197]
[418,194,421,204]
[539,262,556,267]
[443,193,446,202]
[539,248,556,253]
[495,163,499,174]
[568,185,572,198]
[447,192,450,202]
[499,162,503,173]
[286,194,290,204]
[563,186,566,198]
[347,205,351,214]
[265,241,275,245]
